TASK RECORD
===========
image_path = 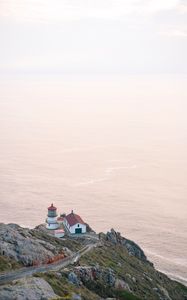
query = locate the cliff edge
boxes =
[0,223,186,300]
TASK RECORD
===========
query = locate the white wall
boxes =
[46,222,59,230]
[47,216,58,223]
[55,231,65,238]
[69,223,86,234]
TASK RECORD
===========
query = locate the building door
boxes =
[75,228,82,234]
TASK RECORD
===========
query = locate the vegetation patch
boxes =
[79,242,187,300]
[0,255,22,272]
[114,289,142,300]
[34,272,100,300]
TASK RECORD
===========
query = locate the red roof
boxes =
[65,211,85,227]
[48,203,57,211]
[57,217,64,221]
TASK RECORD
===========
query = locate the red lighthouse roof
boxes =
[48,203,57,211]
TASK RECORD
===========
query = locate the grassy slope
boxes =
[1,227,187,300]
[35,272,100,300]
[79,242,187,300]
[35,272,142,300]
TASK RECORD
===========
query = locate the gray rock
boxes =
[68,272,80,286]
[67,265,118,288]
[106,268,115,286]
[115,278,130,291]
[0,223,64,266]
[71,293,82,300]
[132,277,137,283]
[106,229,152,264]
[157,285,173,300]
[0,277,57,300]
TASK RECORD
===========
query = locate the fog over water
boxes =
[0,75,187,285]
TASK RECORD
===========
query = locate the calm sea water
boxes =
[0,75,187,285]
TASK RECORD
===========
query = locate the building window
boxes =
[77,224,79,227]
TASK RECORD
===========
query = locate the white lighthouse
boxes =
[46,203,59,230]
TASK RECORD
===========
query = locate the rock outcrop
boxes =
[68,265,118,288]
[0,223,65,266]
[0,277,57,300]
[104,228,150,264]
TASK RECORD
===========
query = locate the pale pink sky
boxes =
[0,0,187,75]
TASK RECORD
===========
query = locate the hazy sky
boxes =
[0,0,187,75]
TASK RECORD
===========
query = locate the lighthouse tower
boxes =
[46,203,59,230]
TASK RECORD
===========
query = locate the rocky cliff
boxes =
[0,223,82,268]
[0,224,187,300]
[104,228,151,264]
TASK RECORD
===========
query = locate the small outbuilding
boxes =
[64,210,86,234]
[57,216,64,224]
[54,229,65,238]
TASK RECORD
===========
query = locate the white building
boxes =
[46,203,59,230]
[64,210,86,234]
[54,229,65,238]
[57,216,64,225]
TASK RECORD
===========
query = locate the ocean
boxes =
[0,75,187,285]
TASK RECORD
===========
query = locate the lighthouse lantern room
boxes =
[46,203,59,230]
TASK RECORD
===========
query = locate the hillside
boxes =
[0,224,186,300]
